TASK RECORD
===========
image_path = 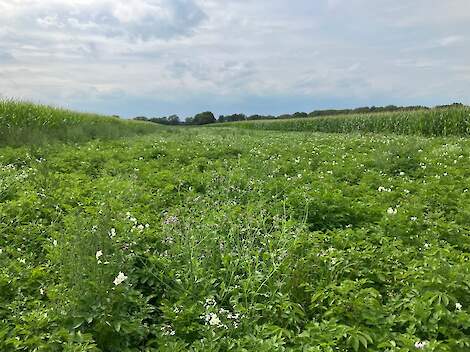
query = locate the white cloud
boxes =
[438,35,465,47]
[0,0,207,40]
[0,0,469,116]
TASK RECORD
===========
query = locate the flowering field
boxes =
[1,117,470,351]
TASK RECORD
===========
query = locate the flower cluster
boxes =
[164,215,179,225]
[414,340,428,349]
[126,212,149,233]
[200,297,242,329]
[160,323,176,336]
[113,272,128,286]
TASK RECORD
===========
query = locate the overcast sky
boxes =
[0,0,469,118]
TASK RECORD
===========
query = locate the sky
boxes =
[0,0,469,118]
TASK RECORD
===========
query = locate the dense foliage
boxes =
[0,100,160,146]
[1,113,470,350]
[221,106,470,137]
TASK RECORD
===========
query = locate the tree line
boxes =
[133,103,465,126]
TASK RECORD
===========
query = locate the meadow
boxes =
[1,102,470,351]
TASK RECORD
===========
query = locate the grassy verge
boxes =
[0,100,161,146]
[217,107,470,136]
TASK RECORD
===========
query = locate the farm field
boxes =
[2,108,470,351]
[221,107,470,137]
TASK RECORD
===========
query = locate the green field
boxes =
[220,107,470,137]
[0,100,161,147]
[1,102,470,351]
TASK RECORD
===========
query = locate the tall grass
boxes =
[221,107,470,136]
[0,100,161,146]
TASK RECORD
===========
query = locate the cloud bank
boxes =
[0,0,469,117]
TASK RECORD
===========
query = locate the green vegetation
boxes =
[1,102,470,351]
[219,106,470,137]
[0,100,160,146]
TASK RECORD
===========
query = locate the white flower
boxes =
[410,216,418,221]
[53,239,58,246]
[456,302,462,310]
[39,288,45,295]
[109,228,116,238]
[113,272,128,286]
[96,250,103,261]
[205,297,217,307]
[137,224,144,231]
[415,341,428,349]
[164,215,179,225]
[387,207,397,215]
[160,324,175,336]
[203,312,221,326]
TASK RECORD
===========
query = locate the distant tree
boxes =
[134,116,148,121]
[247,114,275,120]
[148,117,167,124]
[192,111,216,125]
[435,102,464,109]
[167,115,180,125]
[292,112,308,119]
[219,113,246,123]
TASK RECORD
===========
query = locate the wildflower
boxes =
[456,302,462,310]
[208,313,221,326]
[227,312,240,320]
[205,297,217,307]
[136,224,144,231]
[113,272,128,286]
[164,215,179,225]
[410,216,418,221]
[414,341,428,349]
[53,239,58,246]
[202,312,222,326]
[39,288,45,295]
[96,250,103,261]
[160,324,175,336]
[109,228,116,238]
[387,207,397,215]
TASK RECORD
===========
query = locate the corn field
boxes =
[0,100,160,146]
[224,107,470,136]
